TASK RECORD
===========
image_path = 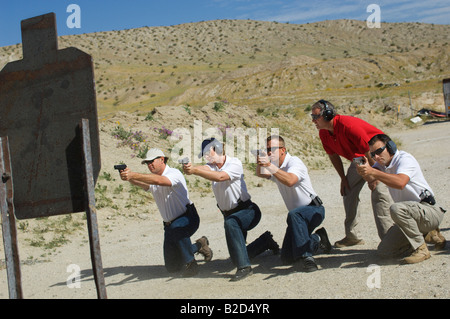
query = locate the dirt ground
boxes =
[0,120,449,300]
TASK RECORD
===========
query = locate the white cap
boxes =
[141,148,166,164]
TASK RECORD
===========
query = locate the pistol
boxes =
[178,157,190,164]
[114,164,127,172]
[251,149,267,157]
[352,157,365,165]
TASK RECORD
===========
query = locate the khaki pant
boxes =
[377,201,445,257]
[343,162,394,241]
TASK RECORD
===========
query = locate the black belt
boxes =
[308,196,323,207]
[419,195,447,213]
[420,195,436,206]
[220,199,252,218]
[163,203,194,227]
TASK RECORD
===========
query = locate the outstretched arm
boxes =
[183,163,230,182]
[120,168,172,189]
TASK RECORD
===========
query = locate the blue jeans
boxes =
[281,205,325,264]
[223,202,261,269]
[163,204,200,273]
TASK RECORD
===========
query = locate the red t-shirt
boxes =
[319,114,384,161]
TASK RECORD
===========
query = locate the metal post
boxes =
[0,136,23,299]
[408,90,413,117]
[80,119,107,299]
[443,78,450,117]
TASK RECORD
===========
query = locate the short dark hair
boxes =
[267,135,285,147]
[369,134,392,146]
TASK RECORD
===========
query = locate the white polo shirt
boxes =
[207,156,251,212]
[373,150,434,203]
[270,153,317,211]
[148,165,192,222]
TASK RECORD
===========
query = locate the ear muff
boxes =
[213,139,223,154]
[386,140,397,155]
[208,138,223,154]
[319,99,335,121]
[199,137,224,158]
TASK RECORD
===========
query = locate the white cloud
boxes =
[213,0,450,24]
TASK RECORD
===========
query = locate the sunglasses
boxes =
[145,157,161,164]
[311,113,322,120]
[267,146,283,153]
[370,146,386,158]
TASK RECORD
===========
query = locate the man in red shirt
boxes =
[311,100,394,247]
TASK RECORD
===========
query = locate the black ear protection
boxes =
[386,140,397,155]
[319,99,335,121]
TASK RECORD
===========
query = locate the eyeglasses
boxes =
[370,146,386,158]
[145,157,161,164]
[311,113,322,120]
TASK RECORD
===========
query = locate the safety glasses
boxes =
[370,146,386,158]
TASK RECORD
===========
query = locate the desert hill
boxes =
[1,19,449,116]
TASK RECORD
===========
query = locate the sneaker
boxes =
[334,237,365,248]
[315,227,332,253]
[230,267,253,282]
[300,257,318,272]
[424,228,446,250]
[294,256,319,272]
[402,243,431,264]
[181,260,198,277]
[196,236,213,262]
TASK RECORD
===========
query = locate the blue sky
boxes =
[1,0,449,47]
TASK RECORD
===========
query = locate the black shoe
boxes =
[247,231,280,259]
[265,231,280,255]
[181,260,198,277]
[302,257,318,272]
[315,227,332,253]
[230,266,253,282]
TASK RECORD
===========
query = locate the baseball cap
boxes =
[198,138,223,158]
[141,148,166,164]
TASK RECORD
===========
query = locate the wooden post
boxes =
[0,136,23,298]
[80,119,107,299]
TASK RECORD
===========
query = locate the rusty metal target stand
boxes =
[0,120,106,298]
[0,13,106,298]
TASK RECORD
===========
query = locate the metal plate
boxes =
[444,78,450,117]
[0,13,100,219]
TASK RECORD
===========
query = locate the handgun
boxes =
[251,149,267,157]
[178,157,190,164]
[114,164,127,172]
[352,157,365,165]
